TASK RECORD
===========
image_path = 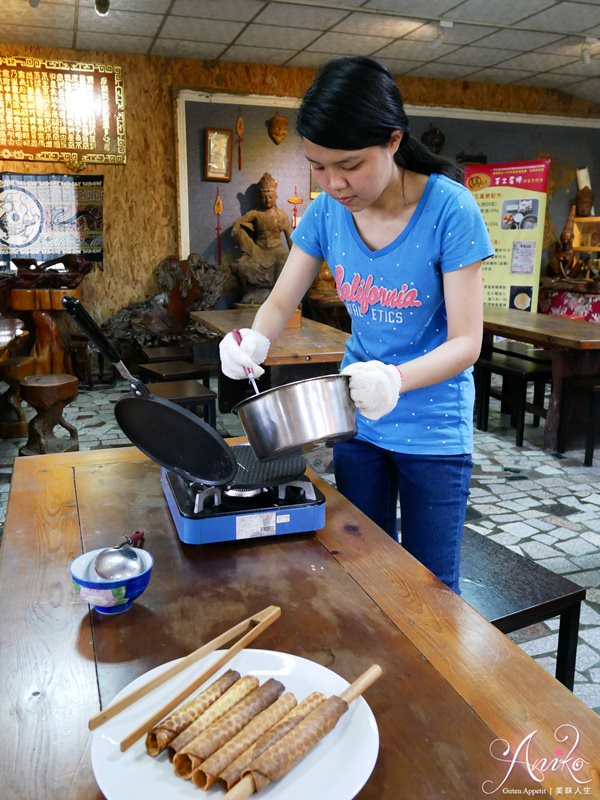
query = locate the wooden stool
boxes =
[140,345,193,363]
[19,374,79,456]
[145,380,217,428]
[557,375,600,466]
[475,354,552,446]
[0,356,36,438]
[138,360,212,388]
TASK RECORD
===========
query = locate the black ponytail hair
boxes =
[296,56,461,182]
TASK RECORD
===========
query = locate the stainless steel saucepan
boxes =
[233,373,356,461]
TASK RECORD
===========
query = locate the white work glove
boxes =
[219,328,271,380]
[342,360,402,420]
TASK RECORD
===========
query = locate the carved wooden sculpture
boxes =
[549,205,584,279]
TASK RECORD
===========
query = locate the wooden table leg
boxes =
[555,602,582,691]
[545,349,600,451]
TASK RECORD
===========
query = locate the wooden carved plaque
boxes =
[0,56,126,166]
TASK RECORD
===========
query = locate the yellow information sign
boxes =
[465,160,550,311]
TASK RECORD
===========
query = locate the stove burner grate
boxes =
[230,444,306,489]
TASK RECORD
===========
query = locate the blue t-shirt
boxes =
[292,173,494,455]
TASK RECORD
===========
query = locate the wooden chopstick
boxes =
[119,604,281,751]
[88,605,280,732]
[339,663,382,704]
[222,663,383,800]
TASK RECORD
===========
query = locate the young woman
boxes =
[220,56,493,593]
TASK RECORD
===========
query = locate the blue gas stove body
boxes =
[161,467,326,545]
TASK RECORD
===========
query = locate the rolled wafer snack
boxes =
[241,695,348,792]
[220,691,326,791]
[173,677,285,780]
[192,691,297,790]
[145,669,240,756]
[170,675,259,755]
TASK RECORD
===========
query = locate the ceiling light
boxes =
[95,0,110,16]
[581,43,592,65]
[435,19,454,45]
[28,0,40,7]
[582,36,598,64]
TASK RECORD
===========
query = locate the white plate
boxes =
[91,648,379,800]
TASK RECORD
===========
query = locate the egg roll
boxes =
[192,691,297,789]
[241,695,348,791]
[170,674,259,755]
[220,691,326,790]
[173,677,284,780]
[145,669,240,756]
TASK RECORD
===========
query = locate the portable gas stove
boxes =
[161,443,326,544]
[60,295,327,546]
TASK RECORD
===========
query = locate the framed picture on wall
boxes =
[203,128,233,182]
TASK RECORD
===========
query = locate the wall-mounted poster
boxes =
[464,160,550,311]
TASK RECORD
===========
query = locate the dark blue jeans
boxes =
[333,438,473,593]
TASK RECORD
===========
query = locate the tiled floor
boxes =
[1,376,599,715]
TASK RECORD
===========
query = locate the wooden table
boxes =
[483,305,600,450]
[191,309,348,411]
[2,445,600,799]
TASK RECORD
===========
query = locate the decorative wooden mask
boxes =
[268,113,288,145]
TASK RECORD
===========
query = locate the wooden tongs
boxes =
[87,605,281,751]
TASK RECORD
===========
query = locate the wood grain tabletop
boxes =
[1,446,599,799]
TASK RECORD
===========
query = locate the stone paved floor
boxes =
[1,377,599,715]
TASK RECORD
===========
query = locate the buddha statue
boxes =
[231,173,292,304]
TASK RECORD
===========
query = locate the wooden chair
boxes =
[69,335,117,388]
[556,375,600,466]
[145,380,217,428]
[475,353,552,446]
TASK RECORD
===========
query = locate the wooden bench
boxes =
[145,379,217,428]
[491,339,552,364]
[137,359,212,388]
[460,528,585,690]
[475,353,552,446]
[140,345,193,363]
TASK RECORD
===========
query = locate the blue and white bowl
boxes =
[70,547,154,614]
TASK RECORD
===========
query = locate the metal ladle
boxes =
[94,531,145,580]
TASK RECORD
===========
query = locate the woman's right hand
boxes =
[219,328,271,380]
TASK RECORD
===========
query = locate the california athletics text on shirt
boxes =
[292,173,494,455]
